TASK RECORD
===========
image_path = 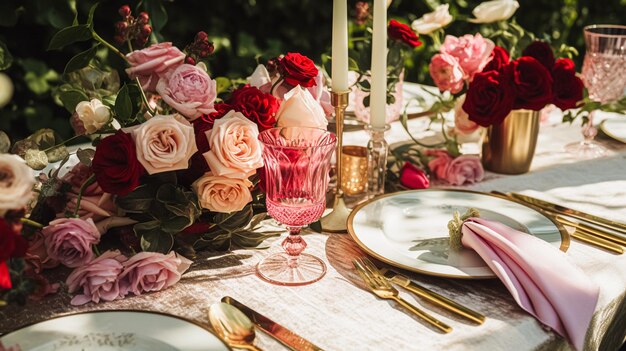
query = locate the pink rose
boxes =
[42,218,100,268]
[429,53,465,94]
[445,155,485,185]
[156,64,217,121]
[425,149,453,180]
[132,114,198,175]
[66,250,127,306]
[25,231,59,273]
[203,110,263,179]
[441,34,495,80]
[126,42,185,91]
[192,172,253,213]
[119,251,192,296]
[453,95,479,135]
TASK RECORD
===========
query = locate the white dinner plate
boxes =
[600,118,626,143]
[0,311,231,351]
[348,189,569,279]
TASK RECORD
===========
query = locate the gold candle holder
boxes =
[321,90,351,233]
[341,146,368,196]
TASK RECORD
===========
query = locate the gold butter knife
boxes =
[571,229,624,254]
[510,192,626,235]
[556,215,626,247]
[379,268,485,325]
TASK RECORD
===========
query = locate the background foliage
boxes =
[0,0,623,140]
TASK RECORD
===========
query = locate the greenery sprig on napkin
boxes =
[448,208,480,251]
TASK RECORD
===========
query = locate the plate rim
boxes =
[600,119,626,143]
[1,309,233,350]
[347,188,570,280]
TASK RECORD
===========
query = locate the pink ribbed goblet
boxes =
[257,127,336,286]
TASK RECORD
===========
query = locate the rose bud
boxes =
[185,57,196,65]
[207,44,215,54]
[141,24,152,36]
[138,12,149,24]
[200,50,208,58]
[114,35,125,44]
[196,31,208,41]
[118,5,131,18]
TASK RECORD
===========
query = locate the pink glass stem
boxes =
[582,111,598,142]
[282,227,306,268]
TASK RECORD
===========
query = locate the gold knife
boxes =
[556,216,626,247]
[379,268,486,325]
[570,229,624,254]
[510,192,626,235]
[222,296,324,351]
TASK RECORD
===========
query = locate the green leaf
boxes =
[86,3,99,29]
[309,220,322,233]
[116,184,157,213]
[48,24,92,51]
[114,84,133,121]
[76,148,95,166]
[161,216,192,233]
[215,77,231,95]
[142,0,167,33]
[58,89,88,113]
[0,40,13,71]
[136,221,174,253]
[64,44,99,75]
[215,205,254,232]
[232,230,281,248]
[348,57,360,72]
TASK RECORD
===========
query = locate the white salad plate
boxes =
[348,190,569,279]
[600,118,626,144]
[0,310,231,351]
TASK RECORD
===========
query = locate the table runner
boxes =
[2,111,626,351]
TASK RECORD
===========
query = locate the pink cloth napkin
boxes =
[461,218,599,350]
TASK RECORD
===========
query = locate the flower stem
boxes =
[74,174,97,217]
[126,40,156,118]
[42,134,83,153]
[20,218,44,229]
[92,31,128,63]
[269,77,284,96]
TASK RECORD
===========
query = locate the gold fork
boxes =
[353,257,453,333]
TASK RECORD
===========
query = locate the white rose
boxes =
[0,73,14,108]
[192,172,252,213]
[275,85,328,129]
[75,99,111,134]
[203,110,263,179]
[411,4,453,35]
[132,114,198,174]
[0,154,36,214]
[246,64,272,88]
[469,0,520,24]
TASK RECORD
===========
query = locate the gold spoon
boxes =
[209,302,264,351]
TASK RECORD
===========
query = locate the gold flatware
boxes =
[221,296,323,351]
[209,302,264,351]
[510,192,626,235]
[352,258,453,333]
[556,216,626,247]
[571,229,624,254]
[379,268,485,325]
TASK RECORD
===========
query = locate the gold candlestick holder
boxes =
[321,90,351,233]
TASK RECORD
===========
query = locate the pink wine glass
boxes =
[257,127,336,286]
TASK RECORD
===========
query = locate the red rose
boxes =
[231,85,280,130]
[483,46,510,72]
[279,53,318,88]
[399,162,430,189]
[91,131,145,196]
[552,58,583,110]
[388,19,422,48]
[1,218,27,289]
[511,57,553,110]
[198,102,233,129]
[463,70,516,127]
[522,41,555,71]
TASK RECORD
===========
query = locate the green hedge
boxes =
[0,0,623,140]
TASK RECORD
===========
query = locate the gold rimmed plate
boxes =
[0,310,232,351]
[600,118,626,144]
[347,189,569,279]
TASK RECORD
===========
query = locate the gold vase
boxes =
[481,109,540,174]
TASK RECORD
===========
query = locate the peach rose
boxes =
[132,114,198,174]
[125,42,185,91]
[247,64,272,87]
[275,85,328,129]
[0,154,35,215]
[429,53,465,94]
[192,172,253,213]
[441,34,495,80]
[445,155,485,185]
[454,95,479,135]
[425,149,454,180]
[118,251,192,296]
[203,110,263,179]
[156,63,217,121]
[66,250,127,305]
[42,218,101,268]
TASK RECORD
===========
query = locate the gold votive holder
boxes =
[341,145,368,200]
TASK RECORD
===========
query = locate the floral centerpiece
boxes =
[0,4,330,306]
